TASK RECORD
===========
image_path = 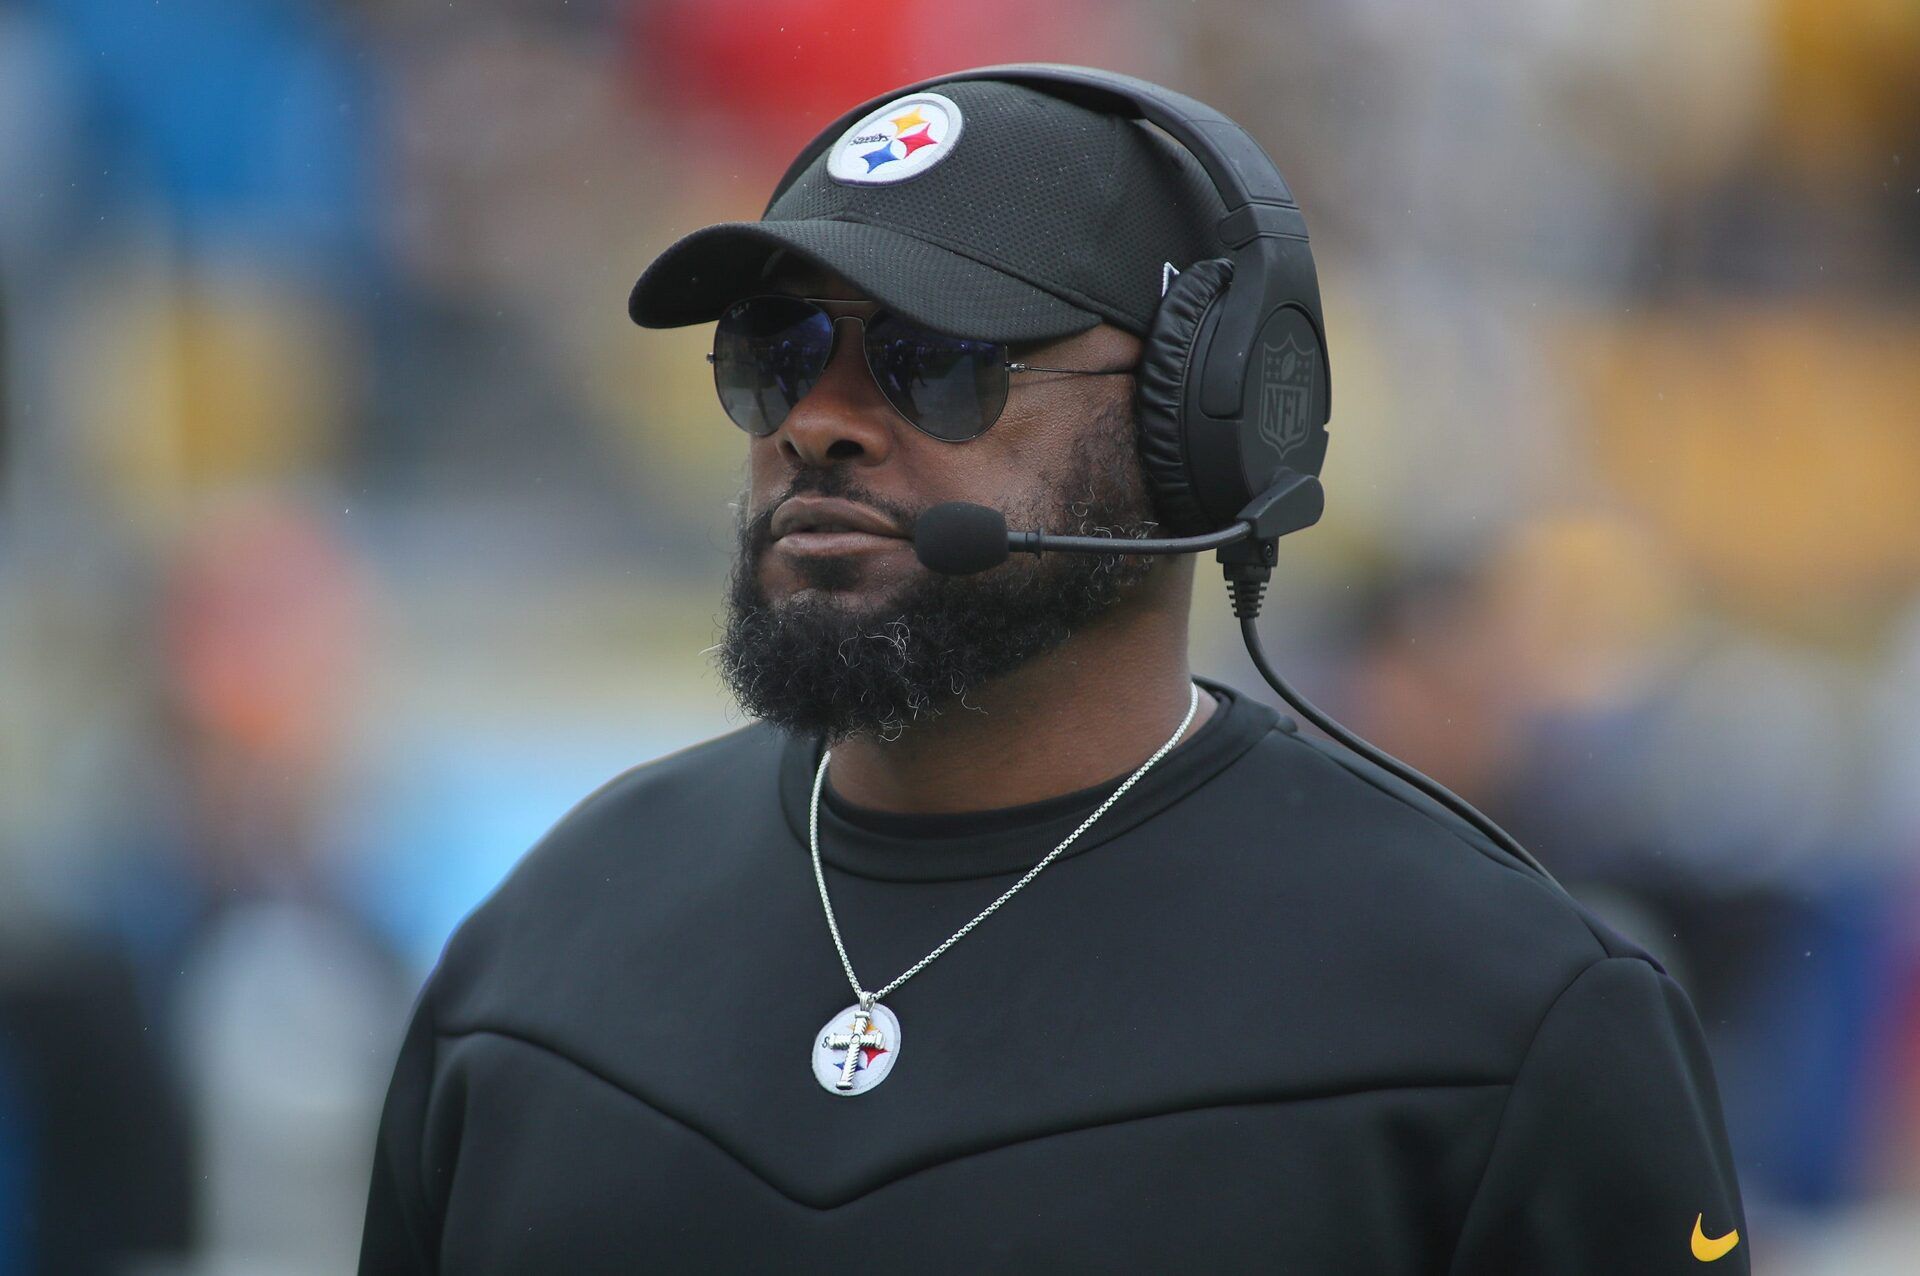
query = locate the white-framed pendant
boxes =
[811,1001,902,1096]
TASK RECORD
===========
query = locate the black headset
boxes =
[767,63,1332,540]
[770,64,1572,900]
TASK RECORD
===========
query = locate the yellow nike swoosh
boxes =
[1692,1212,1740,1262]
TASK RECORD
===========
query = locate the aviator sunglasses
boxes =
[708,294,1136,442]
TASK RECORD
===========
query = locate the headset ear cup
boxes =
[1134,257,1233,536]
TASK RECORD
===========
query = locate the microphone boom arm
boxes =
[1011,523,1251,556]
[1008,469,1327,558]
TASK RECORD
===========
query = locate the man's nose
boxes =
[773,316,898,466]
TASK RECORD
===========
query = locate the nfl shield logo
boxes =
[1257,337,1314,456]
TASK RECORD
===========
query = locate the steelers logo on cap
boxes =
[826,92,964,186]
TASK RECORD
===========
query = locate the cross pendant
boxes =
[824,1004,885,1091]
[812,1000,902,1096]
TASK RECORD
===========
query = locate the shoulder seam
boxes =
[1273,730,1532,875]
[1273,728,1603,935]
[1273,729,1669,969]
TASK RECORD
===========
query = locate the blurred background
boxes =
[0,0,1915,1271]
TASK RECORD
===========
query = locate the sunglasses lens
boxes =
[712,297,834,436]
[864,313,1009,442]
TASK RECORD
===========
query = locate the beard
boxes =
[716,400,1161,744]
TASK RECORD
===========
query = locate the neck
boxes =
[823,564,1219,814]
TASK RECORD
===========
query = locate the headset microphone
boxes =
[912,502,1253,575]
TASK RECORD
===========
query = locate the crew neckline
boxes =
[777,675,1288,882]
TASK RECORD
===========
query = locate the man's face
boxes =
[717,261,1162,743]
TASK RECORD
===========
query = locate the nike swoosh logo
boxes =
[1692,1212,1740,1262]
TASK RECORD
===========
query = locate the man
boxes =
[359,71,1750,1272]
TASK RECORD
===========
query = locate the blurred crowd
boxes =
[0,1,1916,1272]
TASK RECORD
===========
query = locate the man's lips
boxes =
[769,497,910,556]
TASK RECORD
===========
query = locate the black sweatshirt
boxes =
[358,675,1750,1273]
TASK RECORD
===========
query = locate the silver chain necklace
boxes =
[807,682,1202,1095]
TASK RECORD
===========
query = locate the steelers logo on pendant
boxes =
[812,1001,902,1096]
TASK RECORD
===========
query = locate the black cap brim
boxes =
[627,218,1103,345]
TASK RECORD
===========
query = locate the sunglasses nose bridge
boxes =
[817,310,882,392]
[812,310,864,374]
[823,310,866,338]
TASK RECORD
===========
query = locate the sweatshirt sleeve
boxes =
[1448,956,1750,1274]
[358,978,442,1275]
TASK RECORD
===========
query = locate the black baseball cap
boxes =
[627,77,1227,344]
